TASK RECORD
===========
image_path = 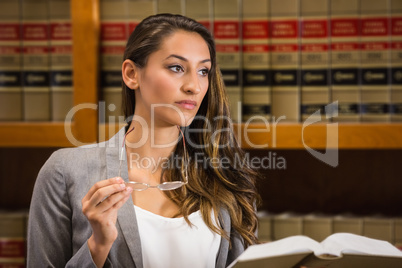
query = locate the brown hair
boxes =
[122,13,260,248]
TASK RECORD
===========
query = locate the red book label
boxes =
[0,239,25,258]
[301,20,328,38]
[392,17,402,36]
[101,45,126,54]
[270,20,298,38]
[331,18,359,37]
[128,22,139,37]
[361,18,389,36]
[301,43,328,51]
[271,44,299,52]
[50,45,72,53]
[23,46,49,54]
[216,44,240,52]
[23,23,49,41]
[242,20,269,39]
[0,263,25,268]
[331,42,359,51]
[392,41,402,49]
[243,44,270,52]
[361,42,390,50]
[199,21,211,31]
[214,21,240,39]
[0,24,20,41]
[101,22,127,41]
[50,22,72,40]
[0,46,21,54]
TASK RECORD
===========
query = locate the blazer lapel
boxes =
[215,208,230,267]
[106,128,143,268]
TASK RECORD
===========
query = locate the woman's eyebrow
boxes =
[165,54,211,64]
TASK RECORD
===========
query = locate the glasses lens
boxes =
[126,182,149,191]
[158,181,184,191]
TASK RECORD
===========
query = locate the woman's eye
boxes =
[199,68,209,76]
[169,65,184,73]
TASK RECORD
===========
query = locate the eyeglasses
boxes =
[118,125,189,191]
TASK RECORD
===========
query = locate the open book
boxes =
[228,233,402,268]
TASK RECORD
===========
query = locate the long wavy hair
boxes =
[122,13,260,248]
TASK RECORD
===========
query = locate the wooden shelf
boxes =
[0,0,99,148]
[0,122,73,147]
[0,121,97,148]
[98,123,402,150]
[235,123,402,149]
[4,122,401,149]
[0,0,401,150]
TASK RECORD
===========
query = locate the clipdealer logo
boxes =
[63,101,340,168]
[302,101,339,167]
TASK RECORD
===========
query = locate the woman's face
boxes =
[134,30,211,127]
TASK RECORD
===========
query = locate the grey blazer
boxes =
[27,128,244,268]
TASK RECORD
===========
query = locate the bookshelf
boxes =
[0,1,401,257]
[0,0,98,148]
[0,0,401,150]
[98,123,402,150]
[235,123,402,149]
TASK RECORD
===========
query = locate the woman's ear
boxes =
[122,59,140,90]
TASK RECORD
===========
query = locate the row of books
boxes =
[101,0,402,123]
[257,211,402,251]
[0,0,72,122]
[0,211,28,268]
[2,0,401,123]
[232,222,402,267]
[1,209,401,267]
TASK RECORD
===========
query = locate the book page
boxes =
[319,233,402,257]
[237,235,321,261]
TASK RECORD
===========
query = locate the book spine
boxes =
[333,216,363,235]
[272,213,303,240]
[185,0,212,32]
[100,0,129,123]
[156,0,185,15]
[214,0,242,123]
[302,215,333,241]
[241,0,271,123]
[391,0,402,121]
[300,0,330,122]
[330,0,360,122]
[0,212,28,267]
[257,212,273,242]
[49,0,73,122]
[22,0,51,121]
[394,218,402,250]
[0,0,23,121]
[363,217,394,243]
[270,0,300,122]
[128,0,156,36]
[360,0,391,122]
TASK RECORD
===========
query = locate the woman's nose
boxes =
[182,72,201,94]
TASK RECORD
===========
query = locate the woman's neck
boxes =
[124,120,180,175]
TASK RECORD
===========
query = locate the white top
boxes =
[134,205,221,268]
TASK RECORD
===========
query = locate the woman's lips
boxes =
[175,100,197,110]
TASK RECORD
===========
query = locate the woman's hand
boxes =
[82,177,133,267]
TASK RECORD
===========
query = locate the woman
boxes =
[28,14,259,268]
